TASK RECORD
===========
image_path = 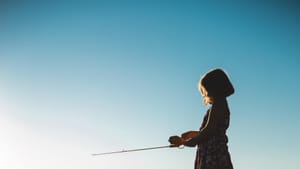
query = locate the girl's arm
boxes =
[181,131,199,140]
[184,102,224,147]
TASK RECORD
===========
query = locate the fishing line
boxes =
[92,145,183,156]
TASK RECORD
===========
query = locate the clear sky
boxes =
[0,1,299,169]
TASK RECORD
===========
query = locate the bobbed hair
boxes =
[199,68,234,97]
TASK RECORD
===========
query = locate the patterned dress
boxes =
[194,102,233,169]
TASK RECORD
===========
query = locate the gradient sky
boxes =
[0,1,299,169]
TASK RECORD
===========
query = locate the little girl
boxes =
[169,68,234,169]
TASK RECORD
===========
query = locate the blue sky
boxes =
[0,1,299,169]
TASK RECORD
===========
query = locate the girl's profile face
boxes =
[200,85,207,96]
[199,85,214,105]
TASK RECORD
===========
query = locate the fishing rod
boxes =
[92,144,182,156]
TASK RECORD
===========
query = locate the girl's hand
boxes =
[168,135,184,147]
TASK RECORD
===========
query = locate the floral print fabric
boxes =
[194,108,233,169]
